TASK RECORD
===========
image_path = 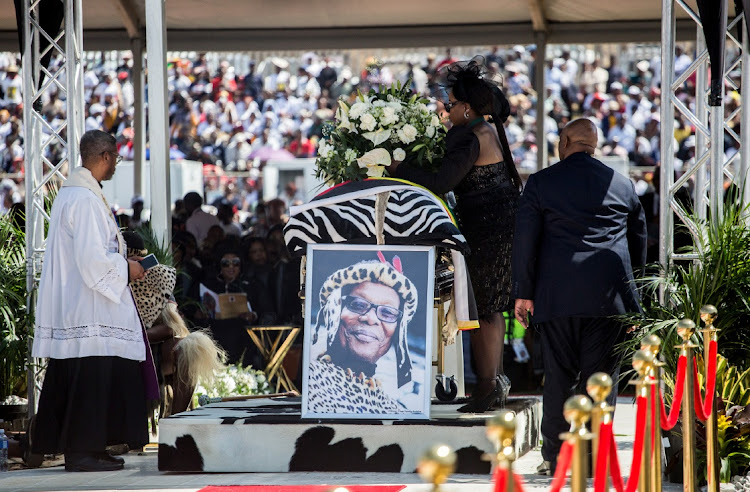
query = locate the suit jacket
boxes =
[512,152,647,323]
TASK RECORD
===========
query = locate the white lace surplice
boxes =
[32,186,145,361]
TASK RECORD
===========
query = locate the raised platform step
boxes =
[158,396,541,473]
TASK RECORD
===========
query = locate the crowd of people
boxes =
[0,43,727,224]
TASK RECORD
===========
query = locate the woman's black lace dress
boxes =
[392,124,519,319]
[454,162,519,317]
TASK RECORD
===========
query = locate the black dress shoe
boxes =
[97,452,125,465]
[65,453,124,472]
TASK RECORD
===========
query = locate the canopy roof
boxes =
[0,0,719,52]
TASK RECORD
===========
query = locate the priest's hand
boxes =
[128,258,146,282]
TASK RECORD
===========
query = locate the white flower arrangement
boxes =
[315,81,446,185]
[193,363,271,406]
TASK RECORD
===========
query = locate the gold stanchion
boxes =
[700,305,719,492]
[487,410,517,492]
[587,373,614,492]
[417,444,457,492]
[676,318,698,492]
[560,395,594,492]
[633,350,655,492]
[641,335,664,492]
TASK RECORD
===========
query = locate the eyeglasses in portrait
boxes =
[301,244,435,419]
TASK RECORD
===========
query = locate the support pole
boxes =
[741,22,750,207]
[659,0,676,302]
[700,306,719,492]
[131,36,145,196]
[534,31,547,172]
[561,395,594,492]
[145,0,171,242]
[677,319,698,492]
[587,373,613,492]
[22,0,40,416]
[641,335,664,492]
[709,105,724,228]
[695,28,708,221]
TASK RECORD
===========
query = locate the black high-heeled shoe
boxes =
[457,378,504,413]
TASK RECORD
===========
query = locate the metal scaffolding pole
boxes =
[535,31,547,171]
[743,29,750,204]
[145,0,171,242]
[659,0,676,291]
[131,36,145,196]
[695,29,708,221]
[659,0,741,287]
[22,0,85,413]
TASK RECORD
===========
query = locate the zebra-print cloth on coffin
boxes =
[283,180,469,256]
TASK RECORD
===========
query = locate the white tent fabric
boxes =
[0,0,722,51]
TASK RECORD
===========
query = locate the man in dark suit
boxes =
[512,118,647,474]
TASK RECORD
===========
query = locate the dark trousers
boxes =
[538,316,627,467]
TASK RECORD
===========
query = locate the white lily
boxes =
[362,128,392,146]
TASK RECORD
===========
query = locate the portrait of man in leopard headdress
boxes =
[304,247,432,418]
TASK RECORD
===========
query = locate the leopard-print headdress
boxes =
[313,251,418,388]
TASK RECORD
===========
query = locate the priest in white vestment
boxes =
[31,130,155,472]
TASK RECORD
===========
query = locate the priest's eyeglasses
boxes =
[342,295,401,323]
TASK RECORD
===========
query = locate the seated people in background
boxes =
[184,191,220,245]
[307,255,422,414]
[266,224,302,326]
[199,247,261,367]
[242,236,277,325]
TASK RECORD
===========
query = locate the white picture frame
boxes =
[301,244,435,420]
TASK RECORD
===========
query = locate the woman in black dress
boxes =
[387,59,522,412]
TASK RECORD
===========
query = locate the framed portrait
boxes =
[301,244,435,420]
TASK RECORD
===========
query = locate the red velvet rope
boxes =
[549,440,575,492]
[492,466,507,492]
[594,421,613,492]
[609,394,648,492]
[513,471,525,492]
[692,340,718,421]
[659,355,687,430]
[491,465,526,492]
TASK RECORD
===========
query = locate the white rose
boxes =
[417,103,429,113]
[357,148,391,177]
[373,100,386,107]
[426,125,436,138]
[380,107,400,126]
[359,113,377,132]
[349,102,368,119]
[431,115,441,127]
[362,128,392,146]
[317,140,332,158]
[397,124,418,144]
[393,148,406,161]
[387,101,403,111]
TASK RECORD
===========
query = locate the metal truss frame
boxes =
[659,0,748,276]
[22,0,84,413]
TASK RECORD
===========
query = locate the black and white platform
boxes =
[158,396,541,473]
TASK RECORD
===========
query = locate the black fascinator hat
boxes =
[439,56,521,189]
[441,56,511,124]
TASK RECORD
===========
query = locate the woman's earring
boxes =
[464,111,470,119]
